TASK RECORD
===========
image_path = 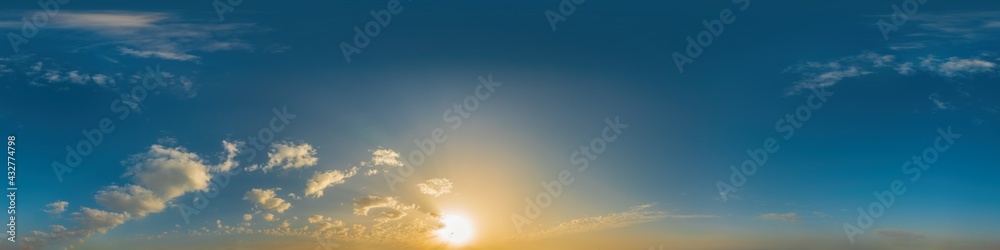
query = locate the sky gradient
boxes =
[1,0,999,249]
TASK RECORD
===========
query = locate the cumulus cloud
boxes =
[256,142,318,172]
[94,184,166,217]
[212,140,242,172]
[243,214,253,221]
[304,167,358,198]
[313,220,344,232]
[417,178,453,197]
[70,207,128,235]
[262,213,276,221]
[759,212,799,222]
[26,141,239,249]
[43,201,69,216]
[124,145,212,200]
[352,196,400,216]
[308,215,328,223]
[370,148,404,167]
[244,188,292,213]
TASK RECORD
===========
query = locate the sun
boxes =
[436,214,474,246]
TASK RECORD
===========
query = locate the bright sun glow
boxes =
[436,214,474,246]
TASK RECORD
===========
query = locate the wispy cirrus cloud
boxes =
[119,47,198,61]
[786,52,997,95]
[520,204,714,240]
[0,11,261,59]
[759,212,799,223]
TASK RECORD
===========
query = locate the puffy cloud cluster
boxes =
[43,201,68,216]
[307,215,328,223]
[370,148,404,167]
[244,188,292,213]
[124,144,214,199]
[250,142,318,172]
[94,184,166,217]
[70,208,130,234]
[27,141,240,249]
[417,178,453,197]
[31,207,130,243]
[263,213,276,221]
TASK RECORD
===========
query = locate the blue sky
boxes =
[1,0,999,249]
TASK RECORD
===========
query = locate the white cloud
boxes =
[307,215,329,223]
[312,220,344,232]
[243,214,253,221]
[352,196,417,223]
[889,43,926,50]
[921,56,996,77]
[370,148,404,167]
[212,140,242,173]
[28,142,237,249]
[784,53,887,94]
[70,207,129,235]
[906,11,1000,43]
[56,12,166,30]
[93,184,166,217]
[352,196,399,216]
[124,145,212,200]
[43,201,69,216]
[759,212,799,222]
[243,188,292,213]
[3,11,258,60]
[786,53,998,98]
[417,178,453,197]
[66,71,90,84]
[263,213,276,221]
[257,142,319,172]
[304,167,358,198]
[120,47,199,61]
[91,74,111,85]
[929,93,954,110]
[895,62,915,75]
